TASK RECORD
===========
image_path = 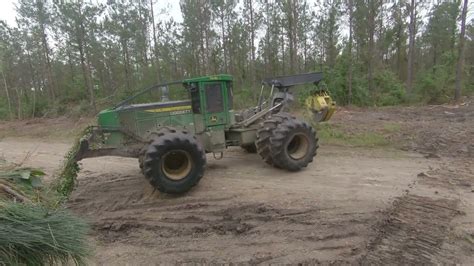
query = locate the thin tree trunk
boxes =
[407,0,416,93]
[249,0,255,64]
[367,1,375,95]
[37,1,56,102]
[347,0,354,105]
[138,0,148,67]
[198,2,205,75]
[396,18,403,79]
[246,0,256,95]
[79,46,94,107]
[265,2,270,75]
[221,10,227,73]
[67,47,75,83]
[205,23,210,74]
[78,12,96,111]
[32,87,36,118]
[26,49,38,118]
[1,68,13,120]
[86,58,96,111]
[121,39,131,92]
[150,0,162,82]
[40,27,56,101]
[455,0,468,102]
[15,88,22,120]
[287,0,297,73]
[281,29,285,74]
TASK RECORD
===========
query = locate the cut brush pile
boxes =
[0,159,91,265]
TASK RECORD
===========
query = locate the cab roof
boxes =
[183,74,233,84]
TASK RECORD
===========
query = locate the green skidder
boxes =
[74,73,335,194]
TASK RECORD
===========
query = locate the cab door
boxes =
[202,82,227,128]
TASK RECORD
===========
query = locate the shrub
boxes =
[415,64,454,104]
[374,70,406,106]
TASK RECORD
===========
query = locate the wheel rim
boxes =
[287,133,310,160]
[161,150,192,180]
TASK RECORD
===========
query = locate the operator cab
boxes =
[182,74,234,153]
[183,74,234,132]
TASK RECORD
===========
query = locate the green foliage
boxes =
[315,123,389,147]
[30,97,52,117]
[59,76,89,104]
[323,65,348,105]
[352,81,372,106]
[382,123,401,133]
[466,79,474,95]
[373,70,407,106]
[415,58,456,104]
[0,0,472,119]
[0,168,45,194]
[0,202,90,265]
[233,86,257,109]
[319,57,392,107]
[0,98,10,120]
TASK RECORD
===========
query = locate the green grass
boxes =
[382,122,401,133]
[315,123,390,147]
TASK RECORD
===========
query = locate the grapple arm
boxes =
[74,127,141,161]
[305,90,336,122]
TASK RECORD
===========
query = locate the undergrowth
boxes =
[315,123,390,147]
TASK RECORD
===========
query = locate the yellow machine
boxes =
[305,90,336,122]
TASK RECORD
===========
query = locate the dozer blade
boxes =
[71,126,95,162]
[71,126,141,161]
[74,137,90,161]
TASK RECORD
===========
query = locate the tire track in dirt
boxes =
[62,144,433,264]
[68,169,375,263]
[360,194,462,264]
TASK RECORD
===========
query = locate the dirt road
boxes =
[0,103,472,264]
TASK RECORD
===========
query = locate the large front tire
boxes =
[141,129,206,194]
[256,113,318,171]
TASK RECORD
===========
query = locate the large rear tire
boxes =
[256,113,318,171]
[141,128,206,194]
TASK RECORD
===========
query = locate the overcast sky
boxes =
[0,0,472,34]
[2,0,16,25]
[0,0,183,26]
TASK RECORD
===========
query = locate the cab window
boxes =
[190,83,201,114]
[205,83,224,113]
[227,81,233,110]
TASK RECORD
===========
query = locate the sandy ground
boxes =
[0,103,473,264]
